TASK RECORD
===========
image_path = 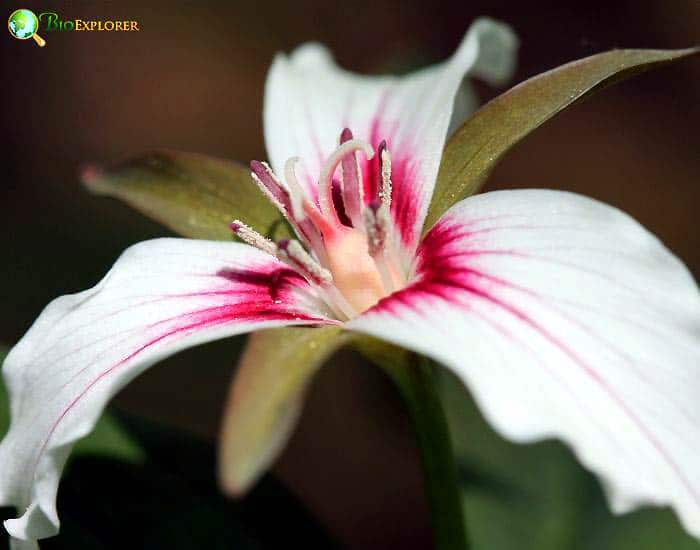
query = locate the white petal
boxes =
[348,189,700,537]
[263,18,517,252]
[0,238,334,546]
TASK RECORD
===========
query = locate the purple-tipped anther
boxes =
[250,160,289,208]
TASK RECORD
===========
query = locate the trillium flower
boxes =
[1,17,699,549]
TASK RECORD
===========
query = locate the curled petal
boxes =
[0,238,335,547]
[263,18,517,256]
[348,189,700,537]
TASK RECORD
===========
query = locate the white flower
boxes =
[2,17,699,550]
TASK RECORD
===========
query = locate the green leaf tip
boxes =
[425,46,700,231]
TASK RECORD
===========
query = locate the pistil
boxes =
[318,138,374,225]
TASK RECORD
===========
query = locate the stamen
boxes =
[323,285,358,320]
[240,130,404,321]
[363,201,395,294]
[318,139,374,223]
[276,239,333,286]
[229,220,278,256]
[339,127,353,144]
[363,201,387,256]
[339,128,364,228]
[282,157,339,241]
[304,201,338,239]
[250,161,289,213]
[377,140,392,209]
[249,162,321,252]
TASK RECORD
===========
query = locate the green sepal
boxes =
[425,47,699,231]
[218,326,350,496]
[82,150,292,241]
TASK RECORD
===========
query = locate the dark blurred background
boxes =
[2,1,699,548]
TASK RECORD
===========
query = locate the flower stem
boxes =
[386,356,470,550]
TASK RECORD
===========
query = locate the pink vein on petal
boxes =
[31,264,326,481]
[362,90,391,201]
[355,88,423,248]
[370,217,700,506]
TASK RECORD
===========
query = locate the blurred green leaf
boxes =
[425,47,700,230]
[32,415,338,549]
[82,151,291,241]
[437,369,700,550]
[0,344,143,464]
[219,326,350,496]
[72,413,144,462]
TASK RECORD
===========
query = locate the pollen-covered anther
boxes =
[229,220,277,256]
[276,239,333,286]
[378,142,392,209]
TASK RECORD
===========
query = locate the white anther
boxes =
[230,220,278,256]
[277,239,333,286]
[379,147,392,209]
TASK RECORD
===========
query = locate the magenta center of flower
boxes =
[230,128,406,319]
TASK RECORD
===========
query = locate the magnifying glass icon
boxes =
[8,9,46,47]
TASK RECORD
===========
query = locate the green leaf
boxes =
[218,326,351,496]
[82,151,291,241]
[425,47,700,230]
[73,413,144,462]
[0,344,143,463]
[34,416,338,549]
